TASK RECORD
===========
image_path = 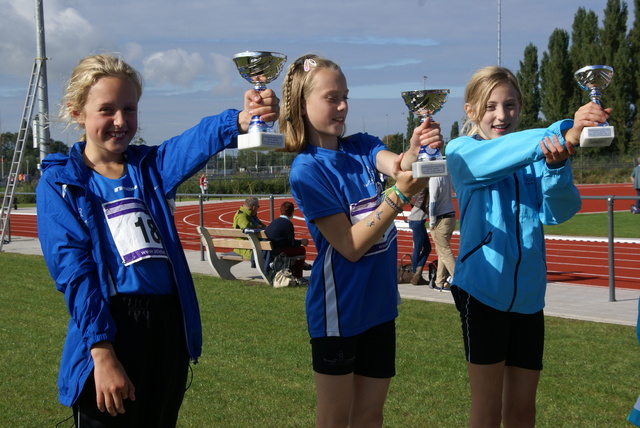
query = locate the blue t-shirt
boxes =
[88,164,175,295]
[290,133,399,338]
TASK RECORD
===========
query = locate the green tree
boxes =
[601,0,628,65]
[516,43,542,130]
[570,7,603,111]
[600,0,632,154]
[405,111,420,146]
[628,0,640,154]
[0,132,15,159]
[540,29,573,124]
[449,121,459,140]
[47,140,69,156]
[384,133,404,154]
[0,131,70,178]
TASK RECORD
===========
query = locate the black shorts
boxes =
[451,286,544,370]
[310,320,396,378]
[73,294,190,427]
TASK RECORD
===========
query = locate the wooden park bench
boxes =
[197,226,273,283]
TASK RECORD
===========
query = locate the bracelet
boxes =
[392,185,411,205]
[384,194,403,214]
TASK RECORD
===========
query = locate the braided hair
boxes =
[279,54,343,153]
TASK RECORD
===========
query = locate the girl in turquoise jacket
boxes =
[446,66,611,428]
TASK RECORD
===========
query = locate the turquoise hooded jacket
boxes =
[446,119,581,314]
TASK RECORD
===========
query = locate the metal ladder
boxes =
[0,59,42,251]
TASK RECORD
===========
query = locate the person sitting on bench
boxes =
[265,201,309,279]
[232,197,267,267]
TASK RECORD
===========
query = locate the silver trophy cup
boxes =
[233,51,287,150]
[401,89,450,177]
[574,65,615,147]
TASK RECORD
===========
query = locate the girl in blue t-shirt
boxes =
[279,54,443,427]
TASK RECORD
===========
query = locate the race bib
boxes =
[102,197,168,265]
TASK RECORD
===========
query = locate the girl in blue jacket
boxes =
[446,66,611,428]
[36,53,279,426]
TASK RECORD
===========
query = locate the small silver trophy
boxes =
[401,89,450,177]
[233,51,287,150]
[574,65,615,147]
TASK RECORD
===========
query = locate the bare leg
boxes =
[502,366,540,428]
[467,361,505,428]
[314,372,391,428]
[349,375,391,428]
[315,372,353,428]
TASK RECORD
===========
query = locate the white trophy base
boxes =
[579,126,615,147]
[238,132,285,151]
[412,159,447,178]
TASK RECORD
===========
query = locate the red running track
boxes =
[7,184,639,290]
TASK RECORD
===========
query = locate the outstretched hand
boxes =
[238,89,280,133]
[540,135,575,165]
[564,102,612,146]
[401,118,444,170]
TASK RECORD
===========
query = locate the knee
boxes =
[316,413,350,428]
[502,406,536,428]
[349,411,384,428]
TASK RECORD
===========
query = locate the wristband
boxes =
[392,185,411,205]
[384,194,403,214]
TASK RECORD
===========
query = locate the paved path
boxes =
[3,235,637,327]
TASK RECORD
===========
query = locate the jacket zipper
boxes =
[507,173,522,312]
[459,231,493,263]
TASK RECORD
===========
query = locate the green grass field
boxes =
[0,253,638,427]
[544,211,640,238]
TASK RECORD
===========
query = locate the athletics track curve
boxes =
[6,184,640,290]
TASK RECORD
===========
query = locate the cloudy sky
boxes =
[0,0,619,150]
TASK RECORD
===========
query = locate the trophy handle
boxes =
[248,115,277,134]
[248,81,277,132]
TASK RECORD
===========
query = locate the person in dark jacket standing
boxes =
[631,157,640,213]
[407,186,431,285]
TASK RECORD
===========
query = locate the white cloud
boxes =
[143,49,206,87]
[0,0,37,74]
[45,8,112,75]
[0,0,616,145]
[124,42,144,63]
[209,52,239,96]
[46,7,89,35]
[0,1,111,78]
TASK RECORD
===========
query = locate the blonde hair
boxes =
[461,66,522,136]
[60,53,143,140]
[279,54,344,153]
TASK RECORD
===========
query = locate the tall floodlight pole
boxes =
[497,0,502,66]
[35,0,50,172]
